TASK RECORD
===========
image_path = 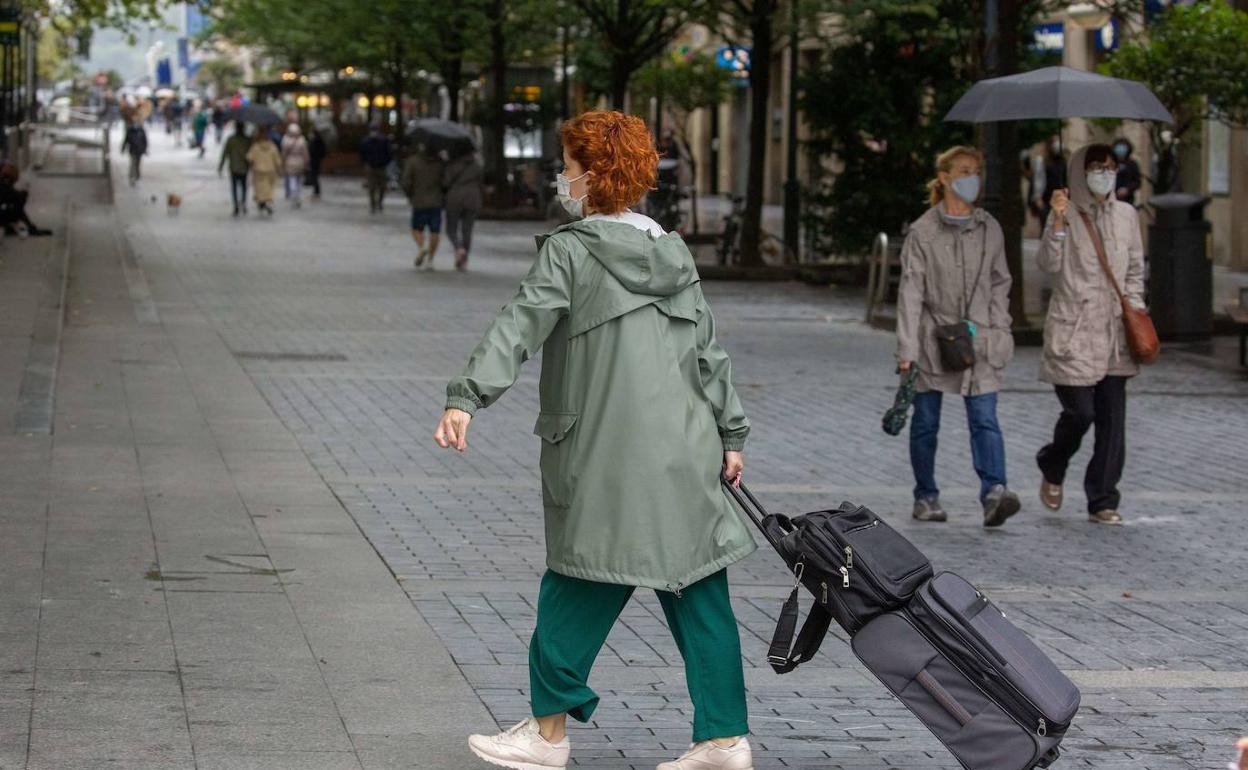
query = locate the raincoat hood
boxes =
[1067,145,1102,213]
[537,219,699,298]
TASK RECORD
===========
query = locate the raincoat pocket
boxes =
[534,412,579,509]
[1043,309,1083,361]
[985,328,1014,369]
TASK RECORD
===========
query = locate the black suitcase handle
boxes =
[722,480,790,551]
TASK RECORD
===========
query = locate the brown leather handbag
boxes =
[1079,210,1159,365]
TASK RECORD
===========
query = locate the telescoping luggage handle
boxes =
[722,480,836,674]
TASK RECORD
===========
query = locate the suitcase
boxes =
[852,572,1080,770]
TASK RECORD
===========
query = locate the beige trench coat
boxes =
[1037,146,1145,386]
[896,204,1014,396]
[246,140,283,203]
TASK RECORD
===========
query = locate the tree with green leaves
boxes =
[196,58,243,99]
[572,0,706,109]
[634,51,731,233]
[1104,0,1248,193]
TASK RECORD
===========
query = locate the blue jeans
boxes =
[910,391,1007,503]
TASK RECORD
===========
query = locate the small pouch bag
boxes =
[935,321,976,371]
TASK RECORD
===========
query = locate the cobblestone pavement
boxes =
[122,139,1248,769]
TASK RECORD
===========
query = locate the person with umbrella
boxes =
[434,110,756,770]
[1112,137,1142,205]
[1035,144,1145,525]
[896,145,1021,527]
[359,123,393,214]
[400,140,445,270]
[219,122,252,217]
[246,128,283,217]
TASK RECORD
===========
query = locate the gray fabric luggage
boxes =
[852,572,1080,770]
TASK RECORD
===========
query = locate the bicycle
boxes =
[716,194,745,265]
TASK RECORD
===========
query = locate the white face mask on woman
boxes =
[1086,169,1117,198]
[555,171,590,218]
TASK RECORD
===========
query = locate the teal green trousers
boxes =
[529,568,749,743]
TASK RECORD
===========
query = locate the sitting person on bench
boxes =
[0,163,52,237]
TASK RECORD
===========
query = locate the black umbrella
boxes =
[943,66,1173,125]
[225,104,283,125]
[408,118,475,158]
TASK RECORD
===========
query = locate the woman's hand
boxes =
[1050,188,1069,230]
[722,451,744,487]
[433,408,472,452]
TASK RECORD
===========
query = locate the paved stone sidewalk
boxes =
[11,132,1246,769]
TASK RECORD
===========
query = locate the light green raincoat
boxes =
[445,218,756,592]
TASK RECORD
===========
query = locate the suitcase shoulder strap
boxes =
[768,585,834,674]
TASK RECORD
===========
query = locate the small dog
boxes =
[166,192,182,216]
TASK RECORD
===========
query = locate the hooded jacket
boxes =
[1037,146,1145,386]
[896,203,1013,396]
[445,217,755,591]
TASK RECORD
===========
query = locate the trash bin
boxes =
[1147,193,1212,340]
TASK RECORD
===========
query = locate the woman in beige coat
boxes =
[245,132,283,216]
[896,145,1020,527]
[1036,144,1145,525]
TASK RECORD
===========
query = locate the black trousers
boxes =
[230,174,248,211]
[1036,375,1127,514]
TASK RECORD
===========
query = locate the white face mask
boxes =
[556,171,590,218]
[1086,169,1116,198]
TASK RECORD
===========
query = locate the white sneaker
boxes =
[657,737,754,770]
[468,717,570,770]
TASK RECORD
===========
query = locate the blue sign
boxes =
[1032,22,1064,52]
[156,58,172,86]
[716,47,751,74]
[177,37,189,68]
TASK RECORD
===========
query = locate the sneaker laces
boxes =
[505,718,539,737]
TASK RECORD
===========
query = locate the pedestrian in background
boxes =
[436,109,757,770]
[246,130,282,217]
[1113,137,1142,205]
[359,124,392,213]
[401,142,444,270]
[219,122,252,217]
[441,151,483,270]
[211,102,226,144]
[308,126,327,200]
[896,145,1021,527]
[1036,144,1145,525]
[0,162,52,237]
[120,119,148,186]
[192,105,209,158]
[281,123,311,208]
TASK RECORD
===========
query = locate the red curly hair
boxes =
[560,111,658,215]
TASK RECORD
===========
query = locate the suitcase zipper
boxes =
[910,595,1070,737]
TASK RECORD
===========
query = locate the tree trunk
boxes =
[610,56,632,111]
[486,0,510,207]
[998,0,1026,326]
[737,2,774,268]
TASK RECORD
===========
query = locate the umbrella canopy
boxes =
[408,118,475,158]
[944,66,1174,124]
[225,104,283,125]
[882,367,919,437]
[154,87,176,99]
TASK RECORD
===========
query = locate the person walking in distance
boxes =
[896,145,1021,527]
[1036,144,1146,525]
[442,151,484,271]
[400,142,445,270]
[280,123,311,208]
[307,126,327,200]
[359,123,392,213]
[246,130,283,217]
[219,123,252,217]
[435,110,756,770]
[120,119,148,186]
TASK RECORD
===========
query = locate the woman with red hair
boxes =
[435,111,756,770]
